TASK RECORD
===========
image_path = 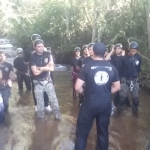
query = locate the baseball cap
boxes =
[93,43,107,56]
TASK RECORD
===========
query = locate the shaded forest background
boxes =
[0,0,150,82]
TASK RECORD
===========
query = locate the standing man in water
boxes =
[29,39,61,119]
[14,48,31,91]
[0,51,15,112]
[118,41,142,114]
[24,34,51,111]
[74,43,120,150]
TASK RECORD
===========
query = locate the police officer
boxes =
[118,41,142,114]
[76,45,89,70]
[47,47,55,85]
[23,34,51,111]
[74,43,120,150]
[29,39,61,120]
[0,50,15,112]
[14,48,31,91]
[82,43,95,67]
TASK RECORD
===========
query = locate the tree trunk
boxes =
[91,0,97,43]
[146,0,150,52]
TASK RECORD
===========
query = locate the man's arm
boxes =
[105,46,115,61]
[38,54,54,72]
[75,78,85,94]
[31,66,42,76]
[111,81,120,93]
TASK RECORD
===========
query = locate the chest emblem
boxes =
[135,61,139,65]
[44,58,48,63]
[94,71,109,85]
[5,67,9,72]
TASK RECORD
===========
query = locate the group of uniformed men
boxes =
[0,32,142,149]
[71,41,142,150]
[0,34,61,121]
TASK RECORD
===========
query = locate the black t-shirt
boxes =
[29,51,51,80]
[78,60,119,98]
[23,48,35,63]
[0,62,13,80]
[122,54,142,79]
[110,55,123,78]
[71,57,80,73]
[82,56,93,67]
[77,56,86,68]
[14,57,28,72]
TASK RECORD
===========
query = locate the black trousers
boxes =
[17,73,31,90]
[31,77,48,107]
[75,96,111,150]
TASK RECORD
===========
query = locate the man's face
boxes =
[75,51,80,57]
[88,47,94,56]
[35,43,44,54]
[129,49,137,56]
[115,47,122,55]
[17,53,23,57]
[0,54,6,62]
[83,48,89,56]
[48,50,51,54]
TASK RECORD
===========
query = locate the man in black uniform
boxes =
[29,39,61,119]
[76,45,89,70]
[118,41,142,114]
[0,51,15,112]
[74,43,120,150]
[14,48,31,91]
[24,34,50,111]
[105,44,130,107]
[82,43,95,67]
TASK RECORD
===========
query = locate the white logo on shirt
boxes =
[135,61,139,65]
[5,67,9,71]
[94,71,109,85]
[44,58,48,63]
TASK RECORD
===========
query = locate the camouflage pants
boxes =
[120,82,139,98]
[33,80,60,118]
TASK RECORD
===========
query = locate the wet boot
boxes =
[132,97,139,115]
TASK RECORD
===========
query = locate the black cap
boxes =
[33,39,44,47]
[115,43,123,49]
[88,43,95,49]
[82,45,88,50]
[129,41,138,50]
[93,43,106,56]
[74,47,81,52]
[31,34,41,42]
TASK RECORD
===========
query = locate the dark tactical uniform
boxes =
[29,51,61,118]
[75,60,119,150]
[119,53,142,112]
[77,56,93,105]
[24,48,49,106]
[0,62,13,111]
[14,56,31,90]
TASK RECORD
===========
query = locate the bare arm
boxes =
[111,81,120,93]
[105,46,115,61]
[31,66,42,76]
[75,78,85,94]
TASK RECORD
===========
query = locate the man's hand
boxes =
[0,79,6,85]
[7,79,12,87]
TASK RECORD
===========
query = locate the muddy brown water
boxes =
[0,71,150,150]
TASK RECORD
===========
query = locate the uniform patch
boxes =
[94,71,109,85]
[135,61,139,65]
[5,67,9,71]
[44,58,48,63]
